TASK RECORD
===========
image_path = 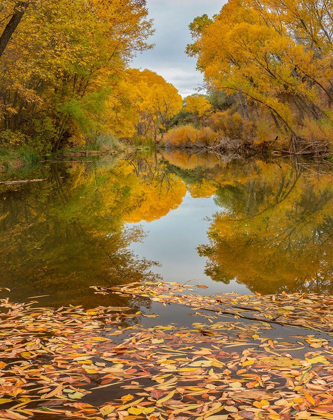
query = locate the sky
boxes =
[132,0,224,98]
[130,194,249,295]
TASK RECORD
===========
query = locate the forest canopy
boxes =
[187,0,333,149]
[0,0,182,153]
[1,0,333,158]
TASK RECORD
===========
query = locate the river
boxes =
[0,151,332,310]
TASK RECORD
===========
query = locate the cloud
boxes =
[132,0,224,97]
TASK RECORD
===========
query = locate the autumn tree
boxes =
[0,1,28,58]
[184,95,212,124]
[0,0,154,151]
[115,69,183,141]
[187,0,333,145]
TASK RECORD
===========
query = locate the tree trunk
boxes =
[0,2,28,59]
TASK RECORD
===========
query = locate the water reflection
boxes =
[0,152,332,305]
[123,155,186,222]
[0,160,161,307]
[197,160,333,294]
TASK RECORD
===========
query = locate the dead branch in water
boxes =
[0,178,46,185]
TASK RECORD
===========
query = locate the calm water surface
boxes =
[0,151,332,310]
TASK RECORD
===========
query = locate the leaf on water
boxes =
[0,399,13,404]
[100,405,115,416]
[156,390,176,406]
[20,352,32,359]
[68,391,86,400]
[91,337,110,342]
[205,416,229,420]
[303,390,315,405]
[2,281,333,420]
[306,355,330,365]
[224,406,238,413]
[238,412,255,420]
[121,394,134,403]
[128,407,155,415]
[233,390,274,400]
[118,398,145,411]
[229,382,243,389]
[189,360,212,367]
[42,384,63,399]
[256,356,302,367]
[253,399,270,408]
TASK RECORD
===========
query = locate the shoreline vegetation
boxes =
[0,142,331,175]
[1,1,333,162]
[1,138,331,174]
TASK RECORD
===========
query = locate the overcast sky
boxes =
[132,0,224,97]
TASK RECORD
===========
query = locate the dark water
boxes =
[1,151,333,310]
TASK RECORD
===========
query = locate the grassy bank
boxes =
[0,134,124,172]
[0,147,41,172]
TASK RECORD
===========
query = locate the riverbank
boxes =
[0,147,121,173]
[0,148,41,173]
[161,136,331,160]
[1,134,331,174]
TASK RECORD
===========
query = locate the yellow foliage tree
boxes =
[163,125,216,147]
[187,0,333,141]
[0,0,154,150]
[184,95,212,120]
[125,69,183,140]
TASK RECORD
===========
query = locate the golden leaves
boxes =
[123,68,183,139]
[187,0,333,136]
[184,95,212,118]
[0,0,155,148]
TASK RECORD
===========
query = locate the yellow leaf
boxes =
[20,352,32,359]
[303,390,315,405]
[229,382,242,389]
[242,360,255,367]
[118,398,145,411]
[91,337,110,342]
[0,399,12,405]
[42,383,63,399]
[100,405,115,416]
[121,395,134,403]
[306,356,329,365]
[253,400,270,408]
[156,390,176,406]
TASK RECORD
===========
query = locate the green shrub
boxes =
[18,147,41,164]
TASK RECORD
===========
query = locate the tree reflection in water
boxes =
[1,153,333,304]
[0,159,164,307]
[196,160,333,294]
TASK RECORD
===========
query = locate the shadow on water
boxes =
[0,151,333,309]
